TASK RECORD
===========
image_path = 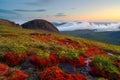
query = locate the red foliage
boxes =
[89,66,110,78]
[30,56,51,67]
[114,74,120,80]
[5,52,17,66]
[85,46,106,57]
[39,66,88,80]
[4,52,27,66]
[70,74,88,80]
[49,52,58,65]
[3,70,29,80]
[89,66,102,77]
[0,64,9,76]
[89,66,120,79]
[68,56,86,67]
[58,57,68,63]
[56,39,81,48]
[26,51,35,56]
[30,53,87,68]
[58,56,87,67]
[114,61,120,67]
[31,35,57,44]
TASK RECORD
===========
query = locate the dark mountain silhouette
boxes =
[0,19,21,28]
[21,19,59,33]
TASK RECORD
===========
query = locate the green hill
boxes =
[0,24,120,80]
[62,30,120,45]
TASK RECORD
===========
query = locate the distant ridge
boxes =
[21,19,59,33]
[62,30,120,45]
[0,19,22,28]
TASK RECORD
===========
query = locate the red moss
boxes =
[4,52,27,66]
[30,53,87,68]
[49,52,58,65]
[4,70,29,80]
[89,66,111,78]
[68,56,86,67]
[70,74,88,80]
[85,46,106,57]
[114,61,120,67]
[39,66,88,80]
[56,39,81,48]
[58,57,69,63]
[0,63,9,75]
[29,56,51,67]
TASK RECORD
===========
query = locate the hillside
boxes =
[62,30,120,45]
[0,24,120,80]
[0,19,22,28]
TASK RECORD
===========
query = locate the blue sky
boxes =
[0,0,120,23]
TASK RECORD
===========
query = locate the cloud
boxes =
[23,0,54,6]
[14,9,46,12]
[55,13,66,17]
[24,2,37,6]
[54,21,120,32]
[0,9,22,21]
[71,8,76,10]
[0,9,19,15]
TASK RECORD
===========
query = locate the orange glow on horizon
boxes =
[51,16,120,22]
[50,7,120,22]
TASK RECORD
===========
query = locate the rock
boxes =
[20,54,40,80]
[58,63,76,74]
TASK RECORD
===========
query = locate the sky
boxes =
[0,0,120,23]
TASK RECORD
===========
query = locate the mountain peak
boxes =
[21,19,59,33]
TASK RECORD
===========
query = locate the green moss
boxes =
[93,55,120,74]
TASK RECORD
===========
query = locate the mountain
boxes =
[21,19,59,33]
[61,30,120,45]
[0,20,120,80]
[0,19,22,28]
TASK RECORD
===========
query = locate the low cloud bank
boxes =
[53,21,120,32]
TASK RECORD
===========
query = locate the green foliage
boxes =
[34,49,50,59]
[78,38,120,55]
[57,50,80,59]
[93,55,120,74]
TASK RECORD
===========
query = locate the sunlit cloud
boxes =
[54,21,120,32]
